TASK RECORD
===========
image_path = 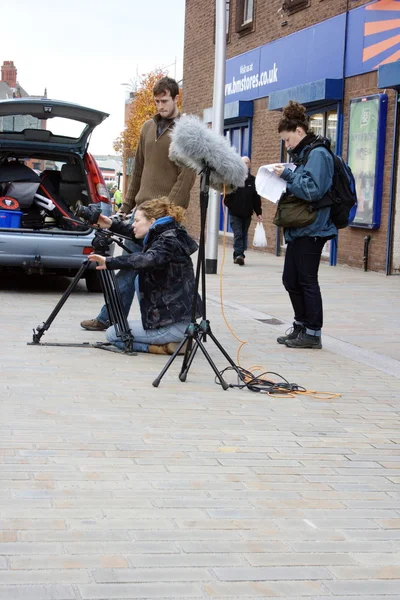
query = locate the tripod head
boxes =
[61,211,135,257]
[91,227,134,255]
[91,229,114,256]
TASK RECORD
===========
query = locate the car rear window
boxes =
[0,115,86,140]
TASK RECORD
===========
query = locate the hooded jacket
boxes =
[224,173,262,218]
[106,218,200,330]
[280,134,337,242]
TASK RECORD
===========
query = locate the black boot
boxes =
[277,322,305,345]
[285,330,322,349]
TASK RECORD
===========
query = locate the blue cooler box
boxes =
[0,209,23,228]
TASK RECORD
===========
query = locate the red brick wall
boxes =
[338,72,395,271]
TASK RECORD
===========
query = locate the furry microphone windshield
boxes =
[169,115,247,191]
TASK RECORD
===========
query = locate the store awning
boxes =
[203,100,254,124]
[268,79,344,111]
[378,63,400,90]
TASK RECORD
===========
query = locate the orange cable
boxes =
[217,187,341,400]
[219,188,247,366]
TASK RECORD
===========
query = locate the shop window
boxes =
[309,109,337,154]
[236,0,254,34]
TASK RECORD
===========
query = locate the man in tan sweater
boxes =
[81,77,196,332]
[120,83,195,213]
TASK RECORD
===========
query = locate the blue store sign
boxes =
[225,0,400,103]
[225,13,346,102]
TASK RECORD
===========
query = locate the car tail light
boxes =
[82,247,93,255]
[84,153,110,204]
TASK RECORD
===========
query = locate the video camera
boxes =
[73,203,102,225]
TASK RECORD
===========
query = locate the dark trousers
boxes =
[282,236,327,333]
[230,214,252,258]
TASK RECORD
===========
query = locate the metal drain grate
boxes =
[257,318,284,325]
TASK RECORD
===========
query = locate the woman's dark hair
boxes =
[153,77,179,100]
[278,100,309,134]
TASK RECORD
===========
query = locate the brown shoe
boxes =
[234,256,245,265]
[148,344,169,355]
[80,318,109,331]
[165,341,188,355]
[148,342,188,356]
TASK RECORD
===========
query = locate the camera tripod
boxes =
[152,167,240,390]
[29,229,136,354]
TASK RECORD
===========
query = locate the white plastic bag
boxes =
[253,222,267,248]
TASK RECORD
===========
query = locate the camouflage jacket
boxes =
[106,218,201,330]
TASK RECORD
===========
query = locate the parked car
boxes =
[0,98,113,292]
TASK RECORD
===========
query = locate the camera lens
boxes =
[73,204,102,225]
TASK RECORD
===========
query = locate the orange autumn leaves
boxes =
[114,69,182,159]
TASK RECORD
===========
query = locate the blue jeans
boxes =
[230,214,252,258]
[97,216,141,325]
[106,320,190,352]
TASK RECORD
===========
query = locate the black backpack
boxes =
[301,138,358,229]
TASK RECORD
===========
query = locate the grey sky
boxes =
[2,0,186,154]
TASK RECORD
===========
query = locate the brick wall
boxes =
[338,73,396,272]
[183,0,394,271]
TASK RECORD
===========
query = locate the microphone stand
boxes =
[152,166,240,390]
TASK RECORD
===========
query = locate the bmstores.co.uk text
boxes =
[225,63,278,96]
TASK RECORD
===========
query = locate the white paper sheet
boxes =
[255,163,296,204]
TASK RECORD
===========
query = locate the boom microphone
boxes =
[169,115,247,191]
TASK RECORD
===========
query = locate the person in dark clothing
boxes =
[224,156,262,265]
[273,101,337,350]
[88,198,200,355]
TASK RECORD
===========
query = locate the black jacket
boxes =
[106,219,201,330]
[224,173,262,218]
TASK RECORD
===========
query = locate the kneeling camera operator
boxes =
[88,197,201,355]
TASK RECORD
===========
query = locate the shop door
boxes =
[308,109,338,259]
[220,124,250,232]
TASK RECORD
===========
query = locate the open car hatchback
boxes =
[0,98,112,292]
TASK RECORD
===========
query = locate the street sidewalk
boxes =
[207,243,400,374]
[0,247,399,600]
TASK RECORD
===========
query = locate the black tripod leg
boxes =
[99,269,134,353]
[179,339,201,382]
[152,336,190,388]
[178,334,195,377]
[31,260,91,343]
[200,193,207,335]
[99,270,120,328]
[195,337,229,390]
[204,328,240,372]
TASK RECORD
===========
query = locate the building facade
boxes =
[183,0,400,273]
[0,59,50,172]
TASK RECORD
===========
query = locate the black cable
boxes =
[215,365,307,394]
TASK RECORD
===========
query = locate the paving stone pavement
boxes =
[0,246,400,599]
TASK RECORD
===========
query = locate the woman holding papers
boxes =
[273,101,337,350]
